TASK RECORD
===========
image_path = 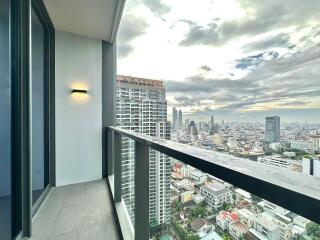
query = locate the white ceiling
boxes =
[44,0,125,42]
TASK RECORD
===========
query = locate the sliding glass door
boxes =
[1,0,54,238]
[0,0,12,239]
[31,3,50,206]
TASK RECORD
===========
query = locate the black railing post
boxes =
[134,141,150,240]
[106,128,114,176]
[114,132,122,202]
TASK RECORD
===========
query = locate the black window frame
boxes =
[30,0,55,215]
[10,0,55,238]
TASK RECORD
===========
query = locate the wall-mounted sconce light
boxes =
[70,83,90,102]
[71,89,88,94]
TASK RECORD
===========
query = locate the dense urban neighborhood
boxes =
[151,114,320,240]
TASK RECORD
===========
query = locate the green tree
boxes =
[186,234,200,240]
[191,206,206,218]
[222,202,232,210]
[295,235,306,240]
[307,222,320,238]
[223,234,231,240]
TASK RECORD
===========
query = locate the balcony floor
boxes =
[29,180,120,240]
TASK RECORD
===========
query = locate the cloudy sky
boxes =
[117,0,320,123]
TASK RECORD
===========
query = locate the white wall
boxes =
[55,31,102,186]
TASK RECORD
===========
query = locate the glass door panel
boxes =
[31,7,49,205]
[0,0,11,239]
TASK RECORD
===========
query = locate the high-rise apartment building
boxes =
[116,75,171,226]
[265,116,280,143]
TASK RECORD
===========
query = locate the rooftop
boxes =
[117,75,164,88]
[230,222,248,234]
[237,208,255,218]
[255,213,280,231]
[191,170,205,178]
[201,182,227,195]
[247,228,268,240]
[218,211,239,222]
[190,218,207,232]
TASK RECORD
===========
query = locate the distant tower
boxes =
[172,107,177,130]
[178,110,182,130]
[265,116,280,143]
[185,119,190,129]
[210,116,215,134]
[187,121,198,135]
[210,116,214,129]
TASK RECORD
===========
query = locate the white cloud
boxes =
[117,0,320,122]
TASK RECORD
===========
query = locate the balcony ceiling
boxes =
[44,0,125,42]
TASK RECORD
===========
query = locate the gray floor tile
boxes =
[29,180,119,240]
[48,231,78,240]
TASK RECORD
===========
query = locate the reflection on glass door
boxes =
[0,0,11,239]
[31,7,49,205]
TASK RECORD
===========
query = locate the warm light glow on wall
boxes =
[70,82,90,102]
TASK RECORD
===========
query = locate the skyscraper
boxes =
[265,116,280,143]
[187,120,198,135]
[210,116,216,134]
[210,116,214,129]
[117,75,171,226]
[172,107,177,130]
[178,110,182,130]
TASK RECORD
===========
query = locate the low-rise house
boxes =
[236,200,251,209]
[181,165,193,178]
[258,201,290,216]
[253,213,281,240]
[172,171,183,179]
[216,210,239,231]
[200,182,232,209]
[291,215,309,238]
[175,178,194,191]
[244,228,268,240]
[190,218,208,233]
[237,208,255,228]
[193,194,205,204]
[270,213,292,240]
[190,170,207,184]
[293,215,310,229]
[291,224,306,238]
[235,188,252,201]
[229,222,248,240]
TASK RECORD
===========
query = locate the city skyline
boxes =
[117,0,320,122]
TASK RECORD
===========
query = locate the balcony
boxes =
[21,124,320,240]
[1,0,320,240]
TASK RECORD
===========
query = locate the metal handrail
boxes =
[107,126,320,234]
